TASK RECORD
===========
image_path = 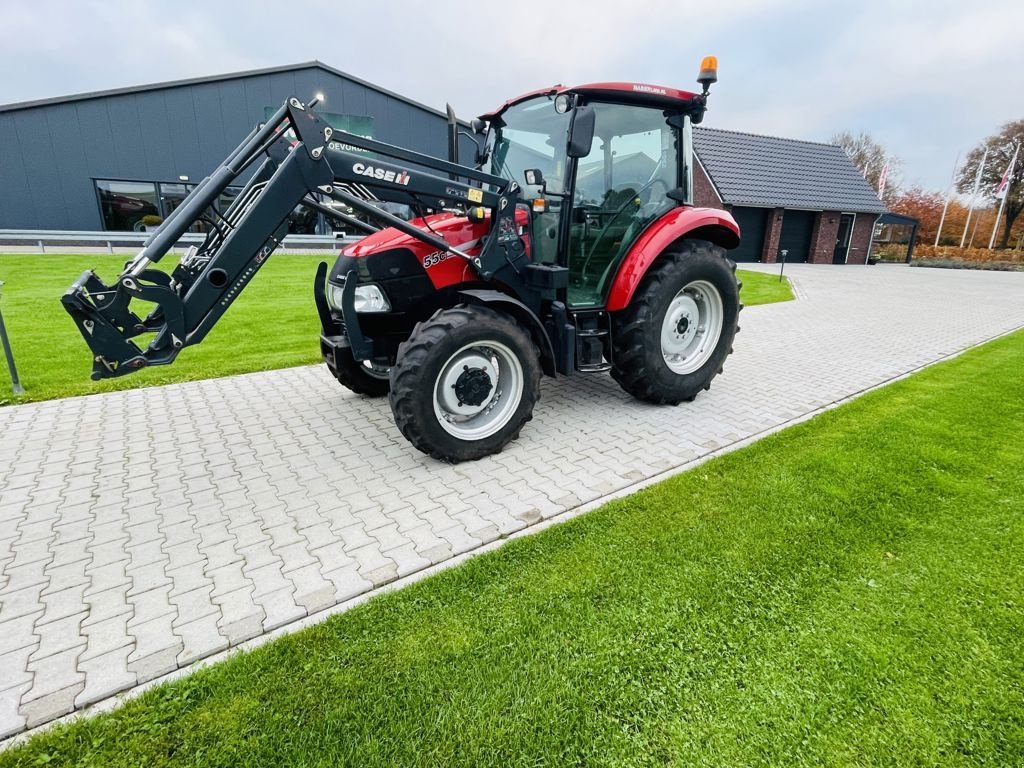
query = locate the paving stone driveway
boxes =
[2,264,1024,739]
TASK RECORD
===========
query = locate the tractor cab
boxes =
[480,77,711,308]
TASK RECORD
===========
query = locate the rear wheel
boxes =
[327,348,390,397]
[611,239,740,404]
[389,305,541,462]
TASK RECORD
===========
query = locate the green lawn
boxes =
[3,331,1021,767]
[0,255,787,406]
[0,254,324,405]
[738,266,794,305]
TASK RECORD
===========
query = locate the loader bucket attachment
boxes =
[62,270,148,380]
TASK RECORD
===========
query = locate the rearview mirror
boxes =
[524,168,545,186]
[566,105,595,159]
[470,118,486,135]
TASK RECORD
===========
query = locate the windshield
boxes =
[486,96,571,197]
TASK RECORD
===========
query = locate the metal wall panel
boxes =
[0,66,462,230]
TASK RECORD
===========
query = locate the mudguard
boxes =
[605,207,740,312]
[458,289,557,377]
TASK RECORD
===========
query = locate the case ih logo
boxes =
[352,163,410,185]
[632,84,667,95]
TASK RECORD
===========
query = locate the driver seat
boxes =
[577,186,640,287]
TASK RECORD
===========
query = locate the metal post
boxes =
[935,151,960,246]
[0,281,24,396]
[906,223,918,264]
[778,249,788,282]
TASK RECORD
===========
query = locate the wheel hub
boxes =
[453,366,493,407]
[675,314,692,338]
[664,295,701,349]
[433,342,525,441]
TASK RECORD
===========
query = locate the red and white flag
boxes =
[877,162,890,199]
[995,145,1018,200]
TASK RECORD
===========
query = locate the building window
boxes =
[94,177,392,237]
[96,179,251,233]
[95,180,159,231]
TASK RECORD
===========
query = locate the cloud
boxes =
[1,0,1020,191]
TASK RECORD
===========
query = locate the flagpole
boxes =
[935,152,960,246]
[989,143,1019,249]
[961,147,989,248]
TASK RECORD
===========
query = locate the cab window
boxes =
[568,103,679,307]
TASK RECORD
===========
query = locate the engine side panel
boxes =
[340,210,530,292]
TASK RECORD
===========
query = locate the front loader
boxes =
[64,57,742,462]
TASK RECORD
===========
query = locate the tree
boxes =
[889,186,969,246]
[957,120,1024,249]
[831,131,900,200]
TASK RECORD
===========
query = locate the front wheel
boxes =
[611,239,740,404]
[326,346,391,397]
[388,305,541,462]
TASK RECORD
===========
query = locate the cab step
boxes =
[573,310,612,373]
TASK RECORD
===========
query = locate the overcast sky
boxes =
[2,0,1021,191]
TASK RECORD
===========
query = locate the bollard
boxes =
[778,249,788,283]
[0,281,25,396]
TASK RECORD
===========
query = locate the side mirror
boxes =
[524,168,545,186]
[470,118,486,135]
[566,105,595,158]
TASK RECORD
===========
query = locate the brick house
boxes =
[692,128,888,264]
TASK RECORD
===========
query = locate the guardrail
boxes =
[0,230,362,253]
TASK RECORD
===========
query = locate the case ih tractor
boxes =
[63,57,741,462]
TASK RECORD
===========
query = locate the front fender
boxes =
[605,207,740,312]
[458,289,557,377]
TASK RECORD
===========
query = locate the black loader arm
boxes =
[62,95,516,380]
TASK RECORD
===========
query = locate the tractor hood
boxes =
[341,211,491,259]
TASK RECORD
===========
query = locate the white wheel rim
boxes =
[660,279,724,374]
[433,340,524,441]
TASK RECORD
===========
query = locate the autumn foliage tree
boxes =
[888,186,971,246]
[957,120,1024,249]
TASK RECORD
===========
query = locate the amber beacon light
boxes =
[698,56,718,93]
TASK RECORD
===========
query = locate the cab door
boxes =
[567,103,680,307]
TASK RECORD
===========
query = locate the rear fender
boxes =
[457,289,557,377]
[605,207,740,312]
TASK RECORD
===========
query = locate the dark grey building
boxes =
[0,61,469,233]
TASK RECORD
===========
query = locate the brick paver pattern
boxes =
[2,264,1023,738]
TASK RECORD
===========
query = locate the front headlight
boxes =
[353,284,391,313]
[326,279,392,314]
[326,282,347,311]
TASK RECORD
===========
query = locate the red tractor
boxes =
[64,57,741,462]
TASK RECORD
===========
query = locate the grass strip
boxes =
[3,332,1021,767]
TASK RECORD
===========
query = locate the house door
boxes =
[728,207,768,262]
[778,210,815,263]
[833,214,855,264]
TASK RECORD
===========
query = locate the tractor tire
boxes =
[388,305,541,462]
[611,239,740,405]
[327,347,391,398]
